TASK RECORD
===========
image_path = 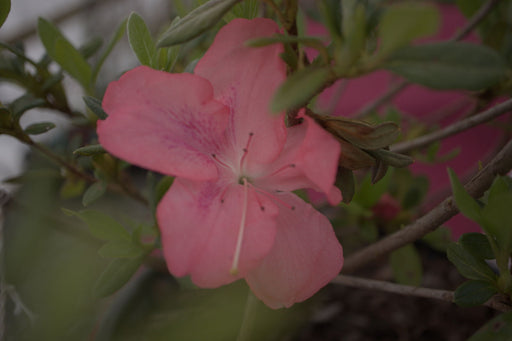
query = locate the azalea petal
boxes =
[97,66,229,181]
[195,18,287,165]
[157,178,279,288]
[254,113,342,205]
[245,193,343,309]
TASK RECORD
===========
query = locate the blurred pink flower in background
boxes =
[97,19,343,308]
[308,4,505,239]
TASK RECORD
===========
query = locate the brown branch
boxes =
[391,98,512,154]
[342,138,512,274]
[354,0,501,118]
[333,275,512,313]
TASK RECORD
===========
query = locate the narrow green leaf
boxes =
[63,208,131,242]
[339,167,355,204]
[83,96,107,119]
[447,242,497,282]
[379,2,440,55]
[9,94,46,119]
[0,0,11,28]
[127,12,156,67]
[385,42,507,90]
[23,122,56,135]
[92,18,127,84]
[390,244,423,286]
[448,168,484,223]
[73,144,106,156]
[82,180,107,207]
[468,311,512,341]
[157,0,240,47]
[37,18,92,89]
[454,280,498,307]
[94,256,144,297]
[459,233,495,260]
[366,148,413,168]
[271,67,332,113]
[98,240,144,259]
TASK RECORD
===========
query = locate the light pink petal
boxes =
[97,66,229,181]
[157,178,279,288]
[195,18,287,165]
[254,113,341,205]
[245,193,343,309]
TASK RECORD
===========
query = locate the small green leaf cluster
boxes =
[448,169,512,307]
[63,208,157,297]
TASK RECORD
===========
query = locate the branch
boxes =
[354,0,501,118]
[333,275,512,313]
[341,138,512,274]
[391,98,512,154]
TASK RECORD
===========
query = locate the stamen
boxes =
[239,132,254,173]
[211,153,231,169]
[230,177,249,275]
[250,185,295,211]
[269,163,296,177]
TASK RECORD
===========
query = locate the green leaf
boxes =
[353,169,393,208]
[271,67,332,113]
[63,208,131,242]
[23,122,56,135]
[481,177,512,252]
[468,311,512,341]
[127,12,156,67]
[384,42,507,90]
[447,242,497,282]
[98,240,144,259]
[0,0,10,29]
[155,175,174,204]
[448,168,484,223]
[82,180,107,207]
[78,37,103,59]
[73,144,106,156]
[379,2,440,55]
[92,18,127,84]
[390,244,423,286]
[9,94,46,119]
[459,233,495,260]
[454,280,498,307]
[422,227,452,253]
[157,0,240,47]
[38,18,92,89]
[366,148,414,168]
[83,96,107,119]
[339,167,355,204]
[94,256,144,297]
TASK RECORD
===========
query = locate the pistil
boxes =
[230,177,249,275]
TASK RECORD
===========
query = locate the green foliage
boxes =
[0,0,10,28]
[454,280,498,307]
[458,233,495,260]
[271,67,332,113]
[385,42,508,90]
[378,2,440,56]
[83,95,108,119]
[448,168,484,223]
[157,0,240,47]
[92,18,127,83]
[82,180,107,207]
[37,18,92,90]
[390,244,423,286]
[422,227,452,253]
[447,241,497,283]
[74,144,106,156]
[127,12,157,67]
[94,256,145,297]
[23,121,56,135]
[62,208,131,242]
[468,311,512,341]
[9,94,46,119]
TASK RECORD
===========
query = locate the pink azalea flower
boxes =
[97,18,343,309]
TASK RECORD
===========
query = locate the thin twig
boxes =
[342,138,512,274]
[354,0,501,118]
[391,98,512,154]
[333,275,512,312]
